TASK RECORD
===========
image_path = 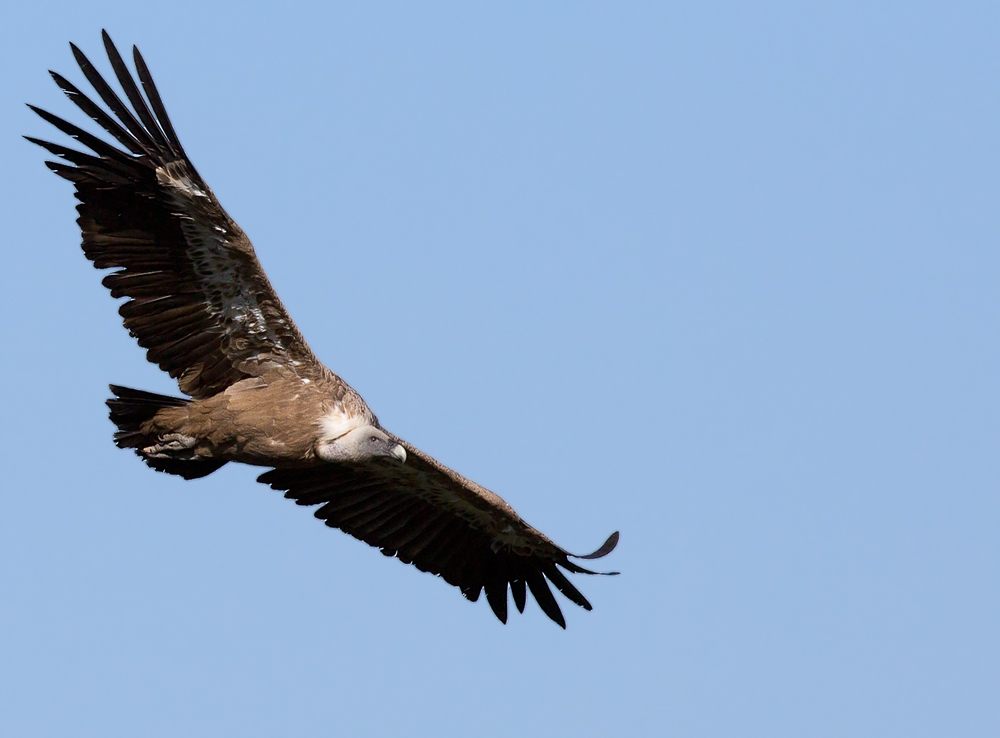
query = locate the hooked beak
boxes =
[390,443,407,463]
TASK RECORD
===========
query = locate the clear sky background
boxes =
[2,3,997,736]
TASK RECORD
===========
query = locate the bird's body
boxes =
[28,31,618,627]
[120,369,364,467]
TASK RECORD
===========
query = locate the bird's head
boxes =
[316,425,407,464]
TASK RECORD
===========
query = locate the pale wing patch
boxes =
[155,161,288,349]
[157,168,208,198]
[319,407,368,442]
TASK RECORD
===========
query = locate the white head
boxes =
[316,425,407,464]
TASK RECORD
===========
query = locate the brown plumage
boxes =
[28,31,618,628]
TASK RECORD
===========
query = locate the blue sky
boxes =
[2,2,997,736]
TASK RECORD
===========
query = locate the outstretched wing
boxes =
[27,31,317,398]
[258,439,619,628]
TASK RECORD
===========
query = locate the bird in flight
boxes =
[27,31,618,628]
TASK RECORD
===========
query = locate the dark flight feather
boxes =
[258,444,617,628]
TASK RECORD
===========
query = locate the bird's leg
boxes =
[143,433,198,459]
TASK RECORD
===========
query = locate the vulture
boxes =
[27,31,619,628]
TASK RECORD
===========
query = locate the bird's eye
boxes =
[370,436,380,444]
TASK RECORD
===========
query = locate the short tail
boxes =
[107,384,226,480]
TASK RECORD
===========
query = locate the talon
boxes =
[161,433,196,448]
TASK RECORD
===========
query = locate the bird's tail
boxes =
[106,384,226,480]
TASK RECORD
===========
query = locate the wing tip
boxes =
[573,530,619,561]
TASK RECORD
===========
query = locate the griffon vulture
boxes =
[27,32,618,627]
